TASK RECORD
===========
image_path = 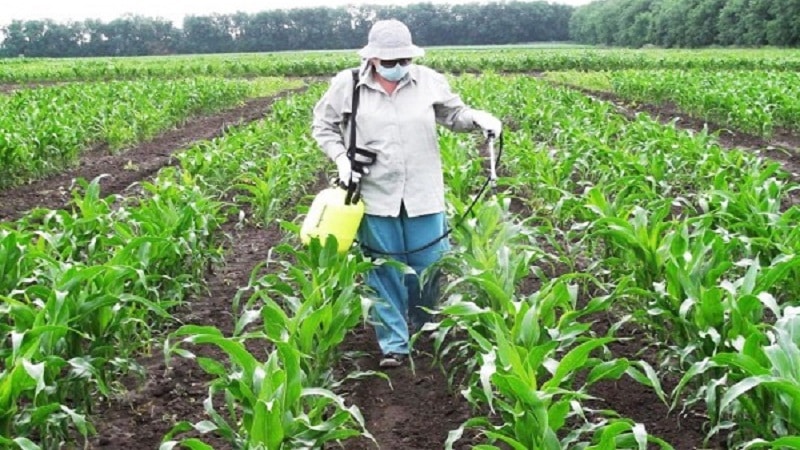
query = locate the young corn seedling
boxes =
[586,189,675,290]
[435,259,670,449]
[234,237,375,386]
[164,238,376,448]
[163,333,373,450]
[674,307,800,447]
[426,197,669,448]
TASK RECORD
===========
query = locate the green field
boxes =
[2,48,799,450]
[4,47,800,82]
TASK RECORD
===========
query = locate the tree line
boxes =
[0,2,573,58]
[570,0,800,47]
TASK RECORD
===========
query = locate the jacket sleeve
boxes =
[431,70,479,132]
[312,71,352,161]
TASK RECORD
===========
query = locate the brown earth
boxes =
[87,217,281,450]
[562,84,800,181]
[336,327,476,450]
[587,315,725,450]
[0,88,304,222]
[0,80,64,94]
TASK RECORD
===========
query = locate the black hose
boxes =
[359,132,504,257]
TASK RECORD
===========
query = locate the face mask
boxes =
[376,64,409,82]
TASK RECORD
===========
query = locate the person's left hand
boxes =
[471,110,502,138]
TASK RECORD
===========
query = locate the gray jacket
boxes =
[312,62,481,217]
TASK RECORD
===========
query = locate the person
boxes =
[311,19,502,368]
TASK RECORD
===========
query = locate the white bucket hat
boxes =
[358,19,425,60]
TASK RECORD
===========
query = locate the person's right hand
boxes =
[335,153,361,186]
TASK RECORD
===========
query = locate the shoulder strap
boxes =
[348,69,360,154]
[343,68,377,205]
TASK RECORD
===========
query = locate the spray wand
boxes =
[486,131,498,192]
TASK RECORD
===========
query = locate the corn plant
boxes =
[694,164,800,262]
[586,191,676,289]
[233,238,375,385]
[163,332,371,450]
[178,84,324,203]
[675,307,800,447]
[163,238,375,448]
[10,177,125,266]
[0,169,228,447]
[0,230,41,294]
[428,200,669,449]
[0,77,296,189]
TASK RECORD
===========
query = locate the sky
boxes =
[0,0,591,27]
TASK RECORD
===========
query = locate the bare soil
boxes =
[336,327,475,450]
[0,89,303,222]
[87,216,283,449]
[563,85,800,180]
[0,80,64,94]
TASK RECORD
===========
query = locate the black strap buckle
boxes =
[344,180,361,205]
[343,148,376,205]
[347,147,377,175]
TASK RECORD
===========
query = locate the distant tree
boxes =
[21,20,48,56]
[717,0,750,45]
[569,3,602,44]
[717,0,773,46]
[741,0,774,45]
[766,0,800,45]
[612,0,655,47]
[571,0,799,48]
[1,21,29,56]
[182,14,235,53]
[1,1,575,57]
[683,0,725,46]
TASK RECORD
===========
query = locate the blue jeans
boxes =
[358,206,449,356]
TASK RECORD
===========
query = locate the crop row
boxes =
[435,73,799,448]
[547,69,800,138]
[5,71,800,449]
[161,74,800,448]
[0,77,301,189]
[4,48,800,83]
[0,84,333,449]
[0,174,229,449]
[161,85,378,449]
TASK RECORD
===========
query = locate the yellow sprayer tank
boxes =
[300,186,365,254]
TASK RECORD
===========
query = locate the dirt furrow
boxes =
[560,84,800,180]
[88,215,282,449]
[337,327,474,450]
[0,88,304,222]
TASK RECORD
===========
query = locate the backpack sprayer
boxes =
[300,69,502,255]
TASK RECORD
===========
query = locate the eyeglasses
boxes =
[379,58,412,68]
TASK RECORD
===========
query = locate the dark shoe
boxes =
[379,353,407,368]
